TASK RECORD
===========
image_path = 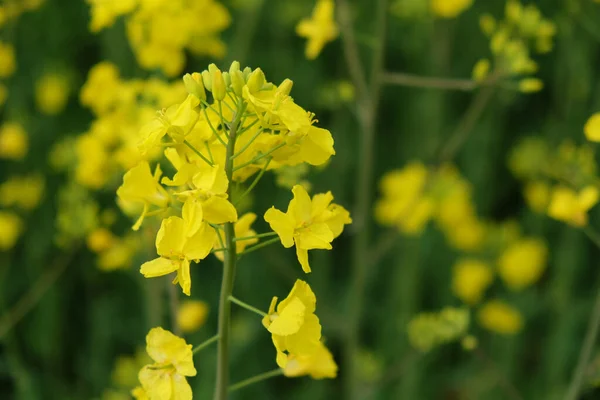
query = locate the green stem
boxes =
[238,237,280,257]
[228,368,283,392]
[233,231,278,242]
[234,158,272,206]
[232,143,285,172]
[202,105,228,147]
[193,334,220,355]
[382,71,477,91]
[167,276,181,336]
[231,127,265,159]
[184,140,214,166]
[583,226,600,249]
[213,99,246,400]
[229,295,267,317]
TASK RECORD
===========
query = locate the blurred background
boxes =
[1,0,600,399]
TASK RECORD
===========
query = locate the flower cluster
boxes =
[473,0,556,92]
[509,134,599,227]
[407,307,470,352]
[87,0,230,76]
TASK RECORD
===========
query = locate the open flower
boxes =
[296,0,339,59]
[138,327,196,400]
[117,162,170,230]
[140,210,215,295]
[264,185,351,273]
[547,185,599,227]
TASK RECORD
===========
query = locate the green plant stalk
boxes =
[228,368,283,392]
[213,99,246,400]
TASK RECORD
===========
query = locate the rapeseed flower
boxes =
[547,185,599,227]
[430,0,473,19]
[478,300,523,334]
[35,73,71,115]
[0,122,28,160]
[498,238,547,290]
[177,300,209,333]
[584,113,600,142]
[296,0,339,59]
[452,259,494,305]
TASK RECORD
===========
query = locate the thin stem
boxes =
[337,0,369,103]
[233,231,278,242]
[193,334,220,354]
[232,143,285,172]
[205,141,215,163]
[167,276,181,336]
[238,237,280,257]
[202,105,228,147]
[236,118,260,137]
[228,295,267,317]
[228,369,283,392]
[214,99,246,400]
[436,71,500,164]
[184,140,214,166]
[382,72,477,91]
[231,127,265,160]
[343,0,388,399]
[564,281,600,399]
[0,249,75,340]
[234,157,272,207]
[583,226,600,249]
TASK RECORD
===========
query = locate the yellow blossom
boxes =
[117,162,170,230]
[478,300,523,334]
[296,0,339,60]
[452,259,494,305]
[0,211,22,250]
[214,213,258,261]
[264,185,351,273]
[131,387,148,400]
[87,227,115,252]
[35,73,71,115]
[518,78,543,93]
[472,58,491,82]
[407,307,470,352]
[524,181,550,213]
[430,0,473,19]
[276,341,337,379]
[0,122,28,160]
[498,238,547,290]
[547,185,599,227]
[584,113,600,142]
[87,0,137,32]
[0,175,45,210]
[97,235,139,271]
[138,327,196,400]
[177,300,209,333]
[140,206,216,295]
[0,41,16,78]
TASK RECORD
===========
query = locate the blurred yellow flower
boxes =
[87,227,115,253]
[35,73,70,115]
[498,238,547,290]
[584,113,600,142]
[264,185,351,273]
[277,341,337,379]
[0,211,22,250]
[296,0,339,60]
[0,122,28,160]
[452,259,494,305]
[0,41,15,78]
[548,185,599,227]
[131,387,148,400]
[430,0,473,19]
[472,58,491,82]
[518,78,543,93]
[87,0,137,32]
[524,180,550,213]
[407,307,470,352]
[97,236,139,271]
[138,327,196,400]
[0,175,45,210]
[177,300,209,333]
[478,300,523,334]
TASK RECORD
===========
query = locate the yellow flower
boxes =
[518,78,543,93]
[140,209,216,295]
[262,279,337,379]
[0,211,22,250]
[524,181,550,213]
[117,162,170,230]
[0,41,16,78]
[87,227,115,252]
[138,327,196,400]
[584,113,600,142]
[452,259,494,305]
[472,58,491,82]
[296,0,339,59]
[35,73,70,115]
[408,307,470,352]
[131,387,148,400]
[547,185,599,227]
[87,0,137,32]
[0,175,45,210]
[0,122,28,160]
[430,0,473,19]
[264,185,351,273]
[478,300,523,334]
[177,300,209,333]
[213,212,258,261]
[97,235,139,271]
[498,238,547,290]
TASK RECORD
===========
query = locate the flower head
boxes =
[478,300,523,335]
[264,185,351,273]
[296,0,339,59]
[498,238,547,290]
[138,327,196,400]
[547,185,599,227]
[452,259,494,305]
[177,300,209,333]
[0,122,28,160]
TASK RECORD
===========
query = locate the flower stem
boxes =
[193,334,220,355]
[232,143,285,172]
[184,140,214,166]
[233,231,278,242]
[228,368,283,392]
[233,157,272,207]
[167,276,181,336]
[214,99,246,400]
[228,295,267,317]
[382,71,477,91]
[238,237,280,257]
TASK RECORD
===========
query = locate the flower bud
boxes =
[201,70,212,91]
[246,68,266,93]
[242,67,252,80]
[222,71,231,88]
[183,73,206,101]
[229,61,241,75]
[277,79,294,96]
[211,69,226,101]
[231,70,245,96]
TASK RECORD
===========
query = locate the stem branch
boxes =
[228,369,283,392]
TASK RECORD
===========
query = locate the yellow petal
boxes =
[298,126,335,166]
[268,297,306,336]
[183,221,216,260]
[177,259,192,296]
[289,185,312,224]
[140,257,180,278]
[264,207,295,248]
[584,113,600,142]
[171,374,193,400]
[156,217,186,256]
[138,365,172,400]
[296,247,311,273]
[201,196,238,224]
[182,199,204,237]
[295,222,333,250]
[277,280,317,314]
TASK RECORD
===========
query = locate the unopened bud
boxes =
[212,69,226,101]
[277,79,294,96]
[246,68,266,93]
[201,70,212,91]
[231,70,245,96]
[183,73,206,101]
